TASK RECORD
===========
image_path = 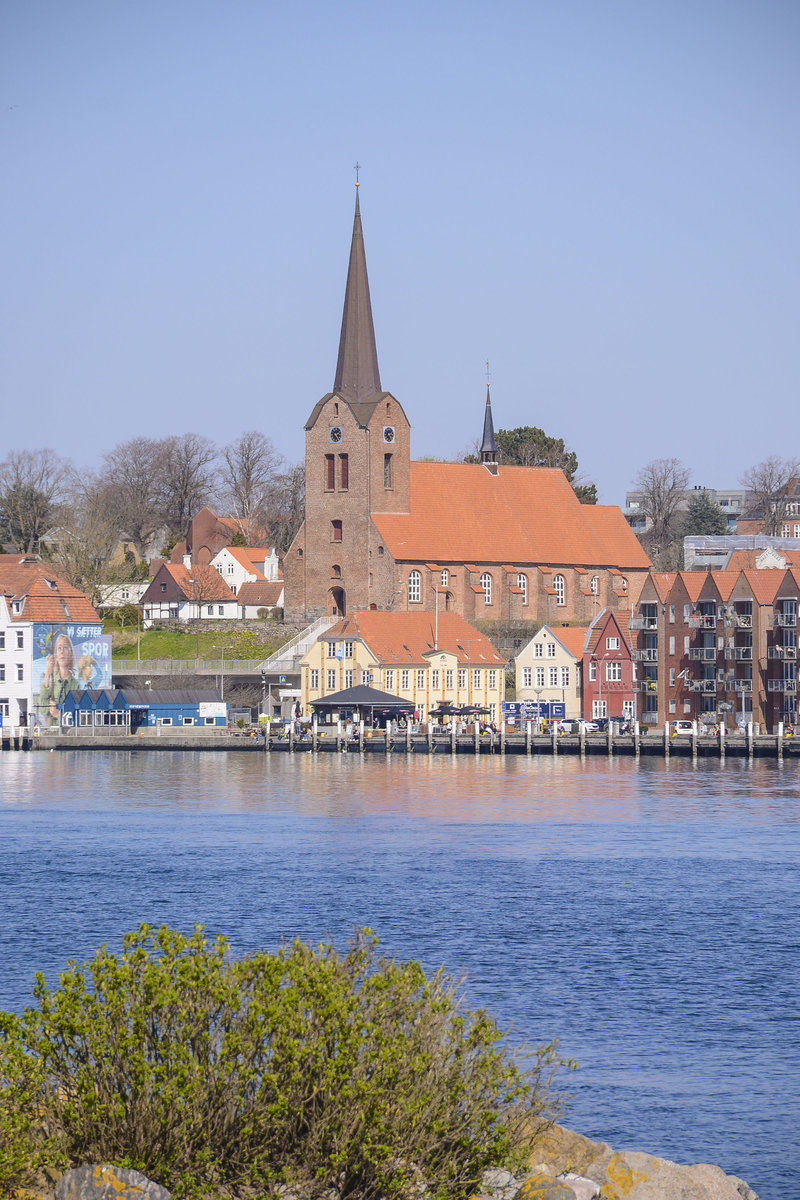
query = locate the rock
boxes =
[515,1175,581,1200]
[525,1126,759,1200]
[55,1166,171,1200]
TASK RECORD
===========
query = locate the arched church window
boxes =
[441,568,449,588]
[480,572,493,605]
[554,574,565,605]
[408,570,421,603]
[517,573,527,604]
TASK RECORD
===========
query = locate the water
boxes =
[1,752,798,1200]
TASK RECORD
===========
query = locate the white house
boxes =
[514,625,588,720]
[0,558,109,729]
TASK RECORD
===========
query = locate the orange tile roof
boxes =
[0,563,100,622]
[738,568,785,606]
[169,563,237,603]
[726,548,800,571]
[546,626,590,659]
[237,581,284,607]
[323,611,506,665]
[224,547,268,579]
[372,462,651,569]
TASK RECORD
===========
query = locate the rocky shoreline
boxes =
[39,1125,759,1200]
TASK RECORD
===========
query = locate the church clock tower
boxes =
[283,187,411,619]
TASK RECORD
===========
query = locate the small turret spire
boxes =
[333,182,382,403]
[479,381,497,464]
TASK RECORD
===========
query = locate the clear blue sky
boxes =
[3,0,798,504]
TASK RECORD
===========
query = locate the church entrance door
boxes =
[330,586,346,617]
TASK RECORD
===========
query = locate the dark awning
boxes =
[308,685,414,712]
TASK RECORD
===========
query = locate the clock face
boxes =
[383,425,395,443]
[329,426,343,443]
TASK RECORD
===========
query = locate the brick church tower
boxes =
[283,187,411,619]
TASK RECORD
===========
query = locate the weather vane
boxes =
[354,161,361,186]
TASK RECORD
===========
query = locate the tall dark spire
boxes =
[479,383,498,463]
[333,187,382,403]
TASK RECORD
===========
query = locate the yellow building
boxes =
[514,625,588,720]
[300,611,506,722]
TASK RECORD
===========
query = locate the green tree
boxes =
[0,926,568,1200]
[682,490,727,537]
[465,426,597,503]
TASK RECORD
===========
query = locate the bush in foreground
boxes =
[0,926,570,1200]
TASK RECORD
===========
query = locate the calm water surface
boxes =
[1,752,798,1200]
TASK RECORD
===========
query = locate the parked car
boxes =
[670,720,695,735]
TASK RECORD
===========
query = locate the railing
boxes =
[641,711,660,724]
[732,679,753,693]
[768,645,797,660]
[259,616,337,671]
[729,612,752,629]
[629,617,658,630]
[688,615,716,630]
[113,658,265,675]
[689,647,716,661]
[728,646,753,661]
[633,680,658,692]
[689,680,717,692]
[632,648,658,661]
[768,678,797,692]
[773,612,797,628]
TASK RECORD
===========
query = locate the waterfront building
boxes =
[0,557,108,729]
[283,189,651,624]
[299,610,506,724]
[514,625,588,720]
[629,567,800,731]
[61,687,228,731]
[582,608,635,723]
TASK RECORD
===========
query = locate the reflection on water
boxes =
[0,752,798,1200]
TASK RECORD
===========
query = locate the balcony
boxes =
[768,645,797,660]
[732,679,753,693]
[689,679,717,693]
[688,615,716,630]
[729,612,752,629]
[728,645,753,661]
[629,616,658,630]
[773,611,798,628]
[633,680,658,693]
[689,647,716,661]
[641,711,660,724]
[768,678,797,692]
[632,648,658,661]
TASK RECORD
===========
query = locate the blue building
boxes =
[62,688,228,731]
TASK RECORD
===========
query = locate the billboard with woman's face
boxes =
[32,622,113,725]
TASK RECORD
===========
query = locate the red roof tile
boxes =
[372,462,650,568]
[323,611,506,665]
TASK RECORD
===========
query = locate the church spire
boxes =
[333,186,382,403]
[479,382,498,464]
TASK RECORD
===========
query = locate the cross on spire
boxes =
[354,160,361,186]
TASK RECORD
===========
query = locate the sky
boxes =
[2,0,799,506]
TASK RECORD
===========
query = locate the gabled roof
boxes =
[546,625,591,659]
[738,568,786,606]
[584,607,632,657]
[0,562,99,623]
[237,581,284,607]
[322,610,506,666]
[372,462,650,568]
[167,562,237,603]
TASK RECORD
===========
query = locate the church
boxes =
[283,189,650,625]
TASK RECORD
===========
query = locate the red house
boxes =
[582,608,635,723]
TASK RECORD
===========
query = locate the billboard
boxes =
[32,622,113,726]
[502,700,566,720]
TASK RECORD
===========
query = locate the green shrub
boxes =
[0,926,569,1200]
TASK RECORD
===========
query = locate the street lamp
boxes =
[187,578,200,664]
[215,645,234,701]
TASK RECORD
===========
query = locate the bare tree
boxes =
[219,431,282,540]
[49,474,132,604]
[100,437,170,557]
[0,448,69,553]
[741,456,800,536]
[265,462,305,553]
[632,457,691,567]
[159,433,219,538]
